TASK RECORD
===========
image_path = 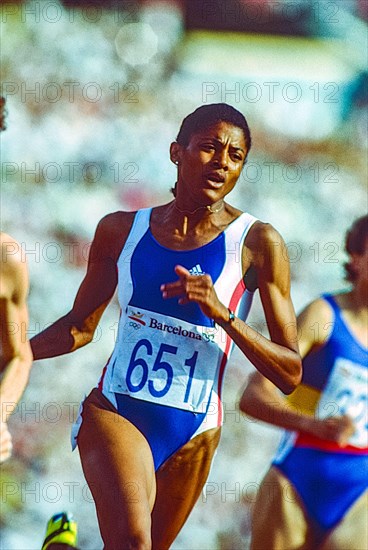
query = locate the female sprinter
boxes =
[31,103,302,550]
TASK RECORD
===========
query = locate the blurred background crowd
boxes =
[1,0,367,547]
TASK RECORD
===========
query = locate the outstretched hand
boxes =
[161,265,228,323]
[310,415,356,447]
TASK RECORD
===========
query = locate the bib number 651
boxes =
[126,338,197,401]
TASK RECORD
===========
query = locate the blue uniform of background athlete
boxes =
[241,215,368,550]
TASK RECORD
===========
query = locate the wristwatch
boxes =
[227,309,236,323]
[215,308,236,327]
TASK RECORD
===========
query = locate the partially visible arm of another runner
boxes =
[0,234,33,460]
[31,212,133,360]
[240,298,355,446]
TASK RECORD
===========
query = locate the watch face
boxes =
[229,310,235,322]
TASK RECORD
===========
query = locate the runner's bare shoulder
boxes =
[92,211,137,262]
[243,221,286,271]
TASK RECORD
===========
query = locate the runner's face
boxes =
[175,121,247,207]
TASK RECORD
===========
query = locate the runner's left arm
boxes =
[161,223,302,394]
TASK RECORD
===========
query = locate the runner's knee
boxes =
[107,530,151,550]
[127,533,151,550]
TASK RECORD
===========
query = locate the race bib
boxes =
[317,357,368,448]
[109,307,224,412]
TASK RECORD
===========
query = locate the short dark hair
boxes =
[176,103,251,155]
[344,214,368,282]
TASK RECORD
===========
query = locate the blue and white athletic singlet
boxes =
[99,208,257,425]
[72,208,258,468]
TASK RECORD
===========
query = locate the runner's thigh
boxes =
[77,390,156,549]
[320,490,368,550]
[151,427,221,550]
[251,466,313,550]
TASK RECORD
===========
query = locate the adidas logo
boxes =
[189,264,205,276]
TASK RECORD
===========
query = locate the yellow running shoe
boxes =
[41,512,78,550]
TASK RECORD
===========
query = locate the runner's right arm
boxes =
[31,212,134,360]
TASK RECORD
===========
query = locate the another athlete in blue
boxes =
[31,104,302,549]
[241,215,368,550]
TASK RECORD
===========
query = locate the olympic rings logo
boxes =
[129,321,142,330]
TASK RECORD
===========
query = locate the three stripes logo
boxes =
[189,264,205,276]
